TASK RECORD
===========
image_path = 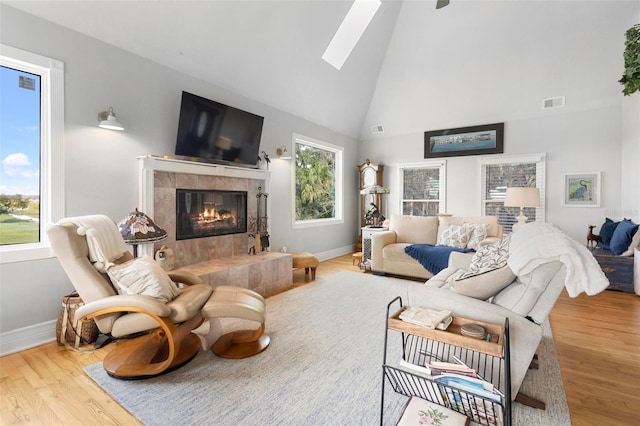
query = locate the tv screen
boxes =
[175,91,263,168]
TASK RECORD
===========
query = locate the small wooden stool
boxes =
[352,252,363,266]
[292,252,319,281]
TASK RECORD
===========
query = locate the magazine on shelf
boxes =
[433,374,500,402]
[396,397,470,426]
[394,359,445,405]
[440,388,503,426]
[393,359,503,425]
[428,361,477,378]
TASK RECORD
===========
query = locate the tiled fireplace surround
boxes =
[138,156,292,296]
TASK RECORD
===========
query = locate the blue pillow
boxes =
[609,219,639,255]
[596,218,619,249]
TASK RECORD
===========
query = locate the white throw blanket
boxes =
[507,222,609,297]
[58,215,127,272]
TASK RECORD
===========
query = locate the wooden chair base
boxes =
[103,332,201,379]
[102,315,204,379]
[515,392,546,410]
[212,328,270,359]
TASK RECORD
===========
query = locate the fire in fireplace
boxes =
[176,189,247,240]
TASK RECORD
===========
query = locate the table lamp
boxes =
[504,187,540,231]
[118,208,167,257]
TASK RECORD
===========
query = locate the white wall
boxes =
[0,6,358,351]
[360,0,639,242]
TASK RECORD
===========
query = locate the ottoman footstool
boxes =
[201,286,270,359]
[292,252,319,281]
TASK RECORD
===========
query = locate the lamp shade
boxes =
[360,185,390,195]
[117,208,167,245]
[504,187,540,208]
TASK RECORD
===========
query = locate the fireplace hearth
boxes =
[176,189,247,240]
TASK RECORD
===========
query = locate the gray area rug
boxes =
[85,271,570,425]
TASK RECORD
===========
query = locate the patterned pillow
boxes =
[456,234,511,279]
[107,255,180,302]
[437,224,473,248]
[466,223,490,250]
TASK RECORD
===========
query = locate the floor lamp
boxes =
[504,187,540,232]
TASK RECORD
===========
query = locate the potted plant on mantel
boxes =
[619,23,640,96]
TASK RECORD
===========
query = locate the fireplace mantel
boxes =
[137,155,271,258]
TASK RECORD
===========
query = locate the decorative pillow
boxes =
[106,255,180,303]
[456,235,511,279]
[437,224,473,248]
[448,266,516,300]
[610,219,639,256]
[621,225,640,256]
[466,223,490,250]
[596,218,619,250]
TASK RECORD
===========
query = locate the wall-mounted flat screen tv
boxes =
[174,91,263,168]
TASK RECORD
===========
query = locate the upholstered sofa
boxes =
[405,251,564,403]
[404,222,610,404]
[371,215,503,280]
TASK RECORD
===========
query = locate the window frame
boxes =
[479,153,546,233]
[0,44,64,263]
[398,160,447,216]
[291,133,343,229]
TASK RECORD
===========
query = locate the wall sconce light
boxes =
[97,107,124,131]
[276,145,292,160]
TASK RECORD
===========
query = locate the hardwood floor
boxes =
[1,254,638,425]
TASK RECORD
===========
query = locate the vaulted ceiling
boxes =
[5,1,638,140]
[5,0,403,138]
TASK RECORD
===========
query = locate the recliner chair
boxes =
[47,218,213,379]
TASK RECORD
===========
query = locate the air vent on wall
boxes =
[542,96,565,110]
[370,124,384,134]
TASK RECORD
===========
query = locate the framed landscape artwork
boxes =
[424,122,504,158]
[563,172,601,207]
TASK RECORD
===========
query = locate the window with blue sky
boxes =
[0,65,42,245]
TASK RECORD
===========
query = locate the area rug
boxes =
[85,271,570,425]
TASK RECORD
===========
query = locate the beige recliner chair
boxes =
[47,215,270,379]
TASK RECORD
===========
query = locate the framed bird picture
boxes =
[563,172,601,207]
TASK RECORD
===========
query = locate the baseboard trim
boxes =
[314,245,354,262]
[0,320,56,356]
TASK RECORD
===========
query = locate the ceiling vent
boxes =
[370,125,384,134]
[542,96,565,110]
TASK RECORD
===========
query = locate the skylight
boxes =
[322,0,381,70]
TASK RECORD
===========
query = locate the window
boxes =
[480,153,546,233]
[0,44,64,263]
[292,133,343,228]
[399,161,447,216]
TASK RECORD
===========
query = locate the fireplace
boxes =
[176,189,247,240]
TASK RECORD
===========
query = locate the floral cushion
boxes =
[437,224,473,248]
[466,223,490,250]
